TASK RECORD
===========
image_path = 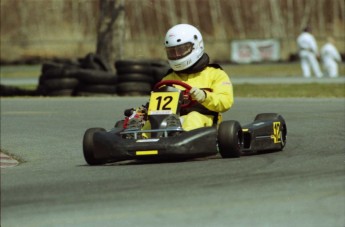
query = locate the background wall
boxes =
[1,0,344,63]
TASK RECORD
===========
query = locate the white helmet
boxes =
[164,24,204,71]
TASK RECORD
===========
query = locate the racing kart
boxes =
[83,80,287,165]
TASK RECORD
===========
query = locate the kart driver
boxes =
[126,24,233,134]
[156,23,234,131]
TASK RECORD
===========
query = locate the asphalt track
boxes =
[1,97,344,227]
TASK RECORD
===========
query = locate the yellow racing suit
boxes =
[163,65,233,130]
[143,65,233,132]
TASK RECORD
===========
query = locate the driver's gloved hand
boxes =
[190,87,206,103]
[124,108,135,117]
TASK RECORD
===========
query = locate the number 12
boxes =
[156,96,173,110]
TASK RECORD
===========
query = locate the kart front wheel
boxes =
[218,120,243,158]
[83,127,107,165]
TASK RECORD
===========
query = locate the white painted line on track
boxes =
[0,152,19,168]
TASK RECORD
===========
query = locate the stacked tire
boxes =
[37,61,80,96]
[74,69,118,96]
[151,60,171,82]
[75,53,117,96]
[37,53,118,96]
[115,59,170,96]
[2,55,169,97]
[0,84,37,96]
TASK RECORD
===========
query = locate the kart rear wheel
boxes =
[218,120,243,158]
[83,127,107,165]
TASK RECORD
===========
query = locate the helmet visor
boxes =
[166,42,194,60]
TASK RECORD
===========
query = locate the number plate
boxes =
[271,121,282,143]
[148,92,180,115]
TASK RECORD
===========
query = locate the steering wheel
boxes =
[153,80,194,108]
[153,80,192,90]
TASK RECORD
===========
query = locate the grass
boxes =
[1,62,344,78]
[222,62,304,77]
[0,64,42,78]
[224,62,345,77]
[234,83,345,97]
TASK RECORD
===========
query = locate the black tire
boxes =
[254,113,287,150]
[150,59,169,67]
[44,89,75,97]
[118,73,155,83]
[79,53,112,72]
[76,69,118,84]
[151,59,170,82]
[83,128,107,165]
[76,92,114,97]
[41,62,65,74]
[41,62,80,79]
[41,66,65,79]
[42,78,79,90]
[116,64,154,75]
[0,84,37,96]
[115,59,154,74]
[153,66,170,82]
[117,91,151,96]
[75,85,117,96]
[117,82,152,93]
[115,59,152,67]
[277,126,287,151]
[218,120,243,158]
[77,84,117,93]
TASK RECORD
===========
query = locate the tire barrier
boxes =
[1,55,170,97]
[150,60,171,82]
[37,61,81,96]
[117,81,152,96]
[0,84,37,97]
[79,53,112,72]
[115,59,169,96]
[37,53,117,97]
[73,69,118,96]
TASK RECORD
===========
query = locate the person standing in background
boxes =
[296,26,323,78]
[321,37,342,78]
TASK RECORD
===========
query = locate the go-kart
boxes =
[83,80,287,165]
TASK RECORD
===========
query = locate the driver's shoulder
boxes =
[162,71,179,80]
[204,65,227,75]
[207,63,223,70]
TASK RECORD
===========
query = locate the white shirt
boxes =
[321,43,341,64]
[297,32,318,54]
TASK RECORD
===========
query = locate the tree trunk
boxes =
[231,0,245,39]
[270,0,284,38]
[189,0,200,26]
[167,0,177,25]
[96,0,125,72]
